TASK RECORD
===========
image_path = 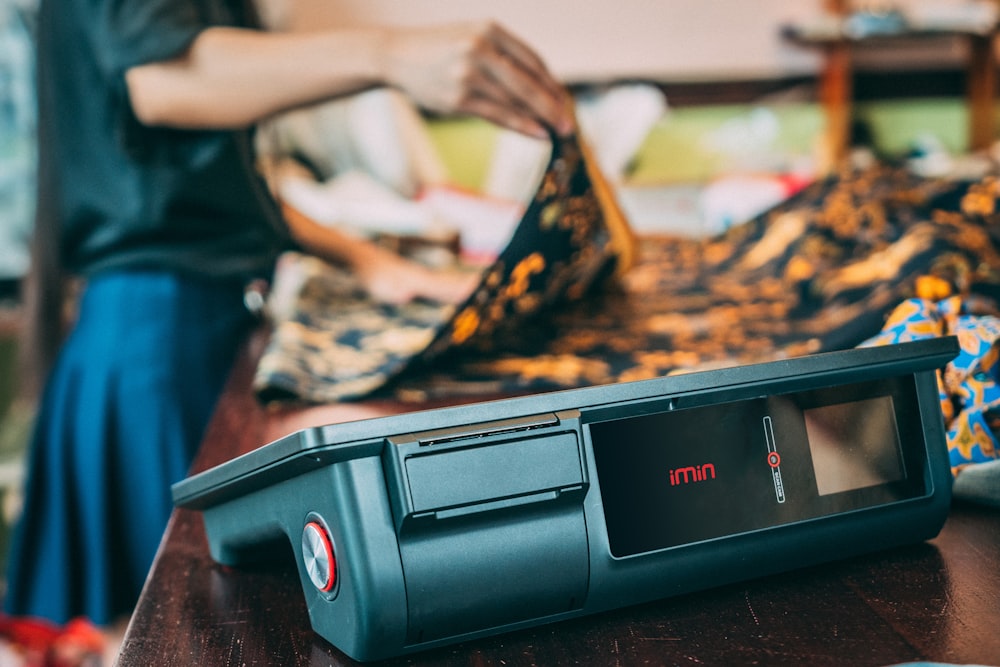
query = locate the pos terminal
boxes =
[173,337,958,661]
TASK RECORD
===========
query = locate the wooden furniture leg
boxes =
[967,31,997,151]
[820,40,853,166]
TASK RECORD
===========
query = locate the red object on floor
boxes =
[0,614,104,667]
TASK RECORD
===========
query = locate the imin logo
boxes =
[669,463,716,486]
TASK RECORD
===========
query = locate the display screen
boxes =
[804,397,904,495]
[589,378,925,558]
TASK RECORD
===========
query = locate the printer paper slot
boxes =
[405,433,583,514]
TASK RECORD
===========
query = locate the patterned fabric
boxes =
[861,296,1000,475]
[254,132,635,402]
[254,161,1000,409]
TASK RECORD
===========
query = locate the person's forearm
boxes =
[126,22,574,138]
[280,199,379,269]
[126,26,389,129]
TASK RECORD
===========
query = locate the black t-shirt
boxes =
[38,0,293,281]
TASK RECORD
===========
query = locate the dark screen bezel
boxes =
[588,375,930,558]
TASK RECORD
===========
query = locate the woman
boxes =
[5,0,571,636]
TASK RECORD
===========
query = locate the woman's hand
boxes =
[381,22,574,139]
[351,245,480,306]
[281,199,478,305]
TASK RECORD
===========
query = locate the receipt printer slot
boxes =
[405,433,584,515]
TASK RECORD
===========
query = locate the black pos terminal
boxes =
[173,337,959,661]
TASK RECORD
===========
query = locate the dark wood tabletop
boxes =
[116,331,1000,667]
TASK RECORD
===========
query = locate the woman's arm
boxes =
[126,22,573,139]
[280,199,479,305]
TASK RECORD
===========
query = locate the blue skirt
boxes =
[4,270,256,625]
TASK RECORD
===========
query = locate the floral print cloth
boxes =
[862,296,1000,476]
[253,132,636,402]
[254,158,1000,501]
[254,160,1000,423]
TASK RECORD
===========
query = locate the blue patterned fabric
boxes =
[860,296,1000,506]
[862,296,1000,474]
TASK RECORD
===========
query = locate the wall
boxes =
[280,0,986,83]
[283,0,823,82]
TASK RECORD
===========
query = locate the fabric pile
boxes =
[254,159,1000,504]
[256,162,1000,398]
[254,131,635,402]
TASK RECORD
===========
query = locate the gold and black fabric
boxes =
[253,132,636,402]
[254,157,1000,405]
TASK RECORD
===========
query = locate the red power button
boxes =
[302,521,337,592]
[767,451,781,468]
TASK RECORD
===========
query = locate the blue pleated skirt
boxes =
[4,270,256,625]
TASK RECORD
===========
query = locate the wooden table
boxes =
[117,332,1000,666]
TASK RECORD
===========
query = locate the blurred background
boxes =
[3,0,1000,570]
